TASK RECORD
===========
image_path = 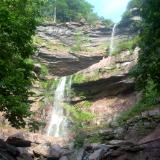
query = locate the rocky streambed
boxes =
[1,107,160,160]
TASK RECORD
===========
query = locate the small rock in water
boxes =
[90,143,109,151]
[59,156,68,160]
[75,148,85,160]
[33,144,61,158]
[108,140,125,145]
[88,149,105,160]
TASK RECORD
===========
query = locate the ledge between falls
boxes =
[72,74,135,101]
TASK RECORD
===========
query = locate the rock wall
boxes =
[72,48,139,125]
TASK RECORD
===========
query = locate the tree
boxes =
[127,0,141,9]
[0,0,38,128]
[132,0,160,92]
[53,0,56,23]
[39,0,96,23]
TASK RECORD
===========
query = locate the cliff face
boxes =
[71,48,139,126]
[28,8,142,127]
[31,16,141,128]
[34,16,140,76]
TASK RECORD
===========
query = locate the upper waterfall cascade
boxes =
[46,76,72,137]
[109,23,117,55]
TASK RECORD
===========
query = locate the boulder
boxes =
[33,144,61,158]
[0,139,20,157]
[88,144,109,151]
[108,140,125,145]
[17,153,33,160]
[105,139,160,160]
[0,151,15,160]
[6,137,31,147]
[17,147,34,157]
[33,63,41,74]
[75,148,85,160]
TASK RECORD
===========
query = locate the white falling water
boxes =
[66,75,72,99]
[109,23,117,55]
[47,76,70,137]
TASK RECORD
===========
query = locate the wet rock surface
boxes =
[0,128,73,159]
[82,126,160,160]
[0,136,72,160]
[1,134,160,160]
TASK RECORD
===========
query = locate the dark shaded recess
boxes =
[35,53,103,76]
[72,74,135,102]
[6,137,31,147]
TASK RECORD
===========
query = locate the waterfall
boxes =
[47,76,72,137]
[66,75,72,99]
[109,23,117,55]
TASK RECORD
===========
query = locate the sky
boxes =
[86,0,131,23]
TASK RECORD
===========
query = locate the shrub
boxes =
[112,36,139,55]
[64,103,94,147]
[117,79,159,124]
[72,73,87,84]
[71,31,89,52]
[0,0,38,128]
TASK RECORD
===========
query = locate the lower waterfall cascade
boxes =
[46,76,72,137]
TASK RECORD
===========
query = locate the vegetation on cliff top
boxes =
[132,0,160,92]
[39,0,113,26]
[118,0,160,123]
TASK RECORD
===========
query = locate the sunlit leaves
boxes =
[0,0,37,127]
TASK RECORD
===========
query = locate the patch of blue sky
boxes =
[86,0,131,22]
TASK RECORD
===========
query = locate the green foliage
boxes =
[39,0,96,23]
[41,78,59,103]
[74,131,86,148]
[71,31,90,52]
[122,10,132,19]
[28,119,46,133]
[72,70,102,85]
[0,0,39,128]
[64,103,94,148]
[127,0,142,9]
[25,58,49,78]
[0,0,36,128]
[87,133,102,143]
[144,79,158,102]
[86,12,100,26]
[131,0,160,92]
[120,0,142,34]
[33,35,70,52]
[71,32,83,51]
[112,36,139,55]
[82,101,92,108]
[101,18,113,29]
[72,73,87,84]
[122,0,141,19]
[117,79,159,124]
[119,0,160,126]
[64,104,94,124]
[40,64,49,77]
